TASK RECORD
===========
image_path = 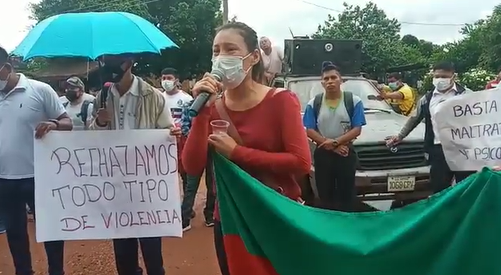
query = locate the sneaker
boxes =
[205,218,215,227]
[182,223,192,232]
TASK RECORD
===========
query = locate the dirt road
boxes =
[0,184,221,275]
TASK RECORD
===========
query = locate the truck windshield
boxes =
[288,79,393,112]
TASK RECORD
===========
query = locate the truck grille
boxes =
[355,142,427,170]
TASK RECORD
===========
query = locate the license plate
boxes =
[387,176,416,192]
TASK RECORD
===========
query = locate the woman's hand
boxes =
[169,126,182,138]
[192,73,223,107]
[208,133,237,157]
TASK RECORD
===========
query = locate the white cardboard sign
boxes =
[435,89,501,171]
[34,130,182,242]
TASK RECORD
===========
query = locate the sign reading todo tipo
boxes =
[435,89,501,171]
[34,130,182,242]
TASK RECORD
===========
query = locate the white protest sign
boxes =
[434,89,501,171]
[34,130,182,242]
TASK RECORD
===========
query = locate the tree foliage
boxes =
[314,1,501,85]
[314,2,406,76]
[29,0,221,78]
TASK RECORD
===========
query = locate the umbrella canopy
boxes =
[12,12,178,60]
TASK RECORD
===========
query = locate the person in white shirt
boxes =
[0,46,73,275]
[259,36,284,83]
[160,67,193,216]
[387,61,475,195]
[59,88,95,104]
[89,54,180,275]
[161,68,193,126]
[62,76,94,130]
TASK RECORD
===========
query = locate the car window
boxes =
[287,79,392,112]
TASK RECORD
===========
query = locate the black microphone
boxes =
[188,70,224,118]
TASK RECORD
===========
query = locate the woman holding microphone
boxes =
[182,22,311,275]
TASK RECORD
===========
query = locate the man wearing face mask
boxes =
[160,68,193,210]
[0,46,72,275]
[378,72,415,116]
[160,68,193,125]
[387,61,476,194]
[59,81,95,104]
[89,55,180,275]
[63,76,94,130]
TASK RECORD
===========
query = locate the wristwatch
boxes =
[48,119,59,129]
[332,139,339,147]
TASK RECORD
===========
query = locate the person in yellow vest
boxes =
[378,73,415,116]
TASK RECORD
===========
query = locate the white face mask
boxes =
[211,53,252,89]
[433,77,452,91]
[162,80,175,91]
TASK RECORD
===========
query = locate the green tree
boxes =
[29,0,222,78]
[314,2,422,76]
[30,0,151,21]
[147,0,221,77]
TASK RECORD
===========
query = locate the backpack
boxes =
[63,100,92,127]
[313,91,354,122]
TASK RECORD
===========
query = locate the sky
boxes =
[1,0,499,52]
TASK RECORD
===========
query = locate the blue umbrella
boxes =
[12,12,178,60]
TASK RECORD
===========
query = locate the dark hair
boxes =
[161,67,179,78]
[433,61,455,72]
[388,72,402,80]
[0,46,8,65]
[321,61,340,75]
[216,22,264,83]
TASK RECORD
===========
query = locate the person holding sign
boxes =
[387,61,476,194]
[89,54,180,275]
[0,46,73,275]
[182,22,311,275]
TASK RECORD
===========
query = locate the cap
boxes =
[321,61,338,73]
[66,76,85,90]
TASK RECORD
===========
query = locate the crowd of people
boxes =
[0,19,499,275]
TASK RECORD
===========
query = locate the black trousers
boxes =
[214,221,230,275]
[113,237,164,275]
[313,147,357,211]
[181,159,216,225]
[0,178,65,275]
[429,144,476,193]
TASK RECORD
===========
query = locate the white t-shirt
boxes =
[164,91,193,125]
[64,100,94,130]
[59,93,95,104]
[261,46,284,74]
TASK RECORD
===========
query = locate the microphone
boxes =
[188,70,224,117]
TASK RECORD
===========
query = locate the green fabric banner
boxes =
[214,153,501,275]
